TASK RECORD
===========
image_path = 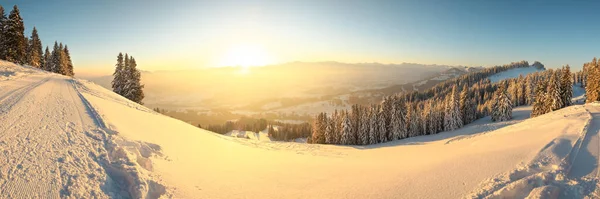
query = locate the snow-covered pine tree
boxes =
[63,45,74,76]
[377,108,387,143]
[42,46,51,71]
[560,65,573,107]
[50,41,61,73]
[310,112,327,144]
[421,101,431,135]
[444,85,463,131]
[359,106,369,145]
[586,58,600,103]
[123,57,144,104]
[408,104,420,137]
[26,27,43,68]
[112,53,125,96]
[405,103,414,137]
[4,5,26,64]
[459,85,470,124]
[324,114,333,144]
[547,71,563,111]
[491,85,513,121]
[368,106,378,144]
[350,104,361,145]
[333,110,341,144]
[390,103,403,140]
[341,112,353,145]
[531,80,549,117]
[327,110,337,144]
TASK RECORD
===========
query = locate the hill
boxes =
[0,61,598,198]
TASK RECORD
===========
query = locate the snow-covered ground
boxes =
[488,66,544,83]
[0,61,598,198]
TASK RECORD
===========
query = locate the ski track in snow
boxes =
[0,73,166,198]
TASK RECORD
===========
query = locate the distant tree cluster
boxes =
[309,61,573,145]
[530,66,573,117]
[269,122,311,141]
[0,5,74,76]
[206,118,268,134]
[112,53,144,104]
[204,117,312,141]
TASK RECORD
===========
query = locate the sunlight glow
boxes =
[218,44,274,68]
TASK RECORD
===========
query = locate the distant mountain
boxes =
[80,61,464,109]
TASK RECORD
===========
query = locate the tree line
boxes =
[309,61,575,145]
[111,53,144,104]
[205,117,312,141]
[0,5,74,76]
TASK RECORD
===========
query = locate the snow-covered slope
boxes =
[0,61,598,198]
[488,66,544,83]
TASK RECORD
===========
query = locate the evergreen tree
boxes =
[63,45,74,76]
[586,58,600,103]
[359,107,369,145]
[459,85,470,124]
[123,57,144,103]
[531,80,549,117]
[50,41,61,73]
[340,112,353,145]
[377,109,387,143]
[324,114,333,144]
[4,5,26,64]
[112,53,125,96]
[560,65,573,107]
[26,27,43,67]
[491,85,513,121]
[391,103,404,140]
[368,107,378,144]
[444,85,463,131]
[42,46,51,71]
[547,71,563,111]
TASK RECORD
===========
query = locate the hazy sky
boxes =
[2,0,599,72]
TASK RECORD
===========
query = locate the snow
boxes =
[488,66,543,83]
[0,61,599,198]
[224,129,273,141]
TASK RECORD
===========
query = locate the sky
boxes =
[2,0,600,73]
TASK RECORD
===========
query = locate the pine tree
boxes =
[310,113,326,144]
[377,108,387,143]
[459,85,470,124]
[42,46,51,71]
[26,27,43,67]
[112,53,125,96]
[547,71,563,111]
[4,5,26,64]
[531,80,549,117]
[123,57,144,104]
[391,102,404,140]
[491,85,513,121]
[359,107,369,145]
[444,85,463,131]
[50,41,61,73]
[324,114,333,144]
[560,65,573,107]
[586,58,600,103]
[341,112,353,145]
[368,106,378,144]
[63,45,74,76]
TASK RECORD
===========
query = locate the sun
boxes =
[218,44,274,68]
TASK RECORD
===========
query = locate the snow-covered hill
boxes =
[488,66,544,83]
[0,60,598,198]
